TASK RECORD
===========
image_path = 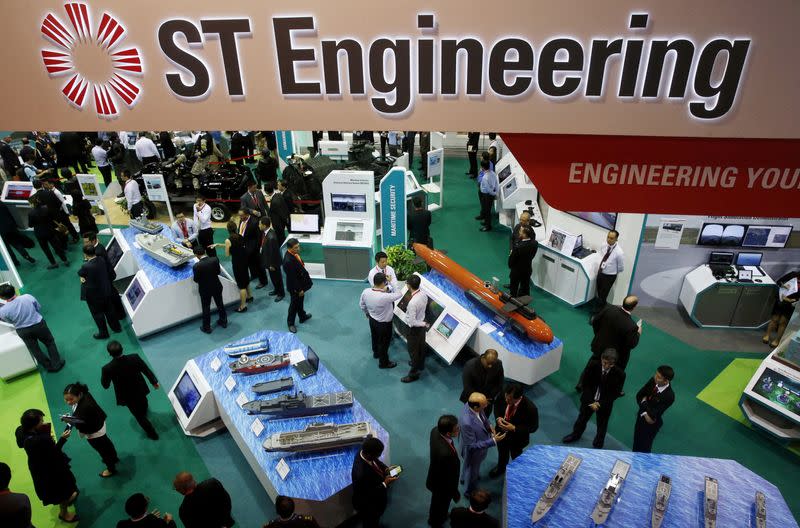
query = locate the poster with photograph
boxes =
[655,218,685,249]
[142,174,168,202]
[76,173,102,201]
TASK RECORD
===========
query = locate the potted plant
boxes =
[385,244,427,282]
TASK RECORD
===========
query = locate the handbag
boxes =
[54,222,69,236]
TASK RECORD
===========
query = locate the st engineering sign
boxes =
[1,0,798,136]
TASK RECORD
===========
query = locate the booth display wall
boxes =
[631,215,800,308]
[538,198,644,305]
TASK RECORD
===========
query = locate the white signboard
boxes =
[76,174,102,202]
[143,174,169,202]
[655,218,686,250]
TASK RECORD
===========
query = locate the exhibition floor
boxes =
[2,157,798,526]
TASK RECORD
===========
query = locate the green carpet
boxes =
[697,358,763,425]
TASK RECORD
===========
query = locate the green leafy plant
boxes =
[385,244,427,281]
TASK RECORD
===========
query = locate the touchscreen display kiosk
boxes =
[751,368,800,418]
[173,372,202,418]
[290,213,321,234]
[125,276,147,311]
[501,176,518,200]
[106,238,124,268]
[2,182,34,201]
[331,193,367,213]
[425,299,445,325]
[498,164,512,183]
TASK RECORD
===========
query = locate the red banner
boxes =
[503,134,800,218]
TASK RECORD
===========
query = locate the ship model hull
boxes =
[530,454,582,523]
[704,476,718,528]
[135,233,195,267]
[412,243,553,343]
[252,377,294,395]
[754,491,766,528]
[651,475,671,528]
[230,353,290,375]
[129,218,164,234]
[263,421,372,453]
[243,390,354,418]
[223,339,270,357]
[591,459,631,525]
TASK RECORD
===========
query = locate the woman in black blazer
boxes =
[62,382,119,477]
[15,408,79,522]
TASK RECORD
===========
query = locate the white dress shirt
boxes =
[91,145,109,167]
[193,203,212,230]
[406,290,428,328]
[124,179,141,209]
[368,264,398,291]
[134,136,160,161]
[172,218,198,242]
[360,287,404,322]
[599,242,625,275]
[640,382,670,417]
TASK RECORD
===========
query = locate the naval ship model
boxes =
[230,353,290,375]
[704,476,718,528]
[223,339,270,357]
[651,475,672,528]
[252,377,294,395]
[263,421,372,453]
[135,233,195,267]
[129,217,164,234]
[754,491,766,528]
[530,454,582,523]
[590,459,631,525]
[242,391,354,418]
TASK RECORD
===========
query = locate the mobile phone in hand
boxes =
[388,465,403,477]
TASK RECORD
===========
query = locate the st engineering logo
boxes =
[40,2,143,119]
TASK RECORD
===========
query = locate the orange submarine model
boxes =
[412,243,554,344]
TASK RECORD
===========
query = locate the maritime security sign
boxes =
[380,168,407,249]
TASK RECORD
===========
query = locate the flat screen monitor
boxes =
[331,193,367,213]
[736,252,763,267]
[575,234,583,249]
[335,221,364,242]
[751,368,800,418]
[306,347,319,370]
[566,211,618,231]
[697,223,745,246]
[173,372,202,418]
[742,225,792,248]
[125,276,146,311]
[435,313,460,339]
[397,289,412,312]
[548,229,566,251]
[3,182,34,200]
[497,164,512,183]
[290,213,320,234]
[501,176,518,200]
[425,299,444,325]
[708,251,734,265]
[106,238,124,268]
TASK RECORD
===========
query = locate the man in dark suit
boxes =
[118,492,176,528]
[263,496,319,528]
[84,231,125,320]
[490,383,539,477]
[0,462,33,528]
[633,365,675,453]
[282,238,312,333]
[450,489,499,528]
[101,340,159,440]
[78,243,122,339]
[192,246,228,334]
[173,472,235,528]
[426,415,461,528]
[563,348,626,449]
[240,180,268,219]
[238,209,266,288]
[267,181,290,245]
[460,350,504,419]
[277,179,296,214]
[408,197,432,248]
[0,137,21,179]
[508,225,537,298]
[466,132,480,178]
[352,437,397,528]
[259,217,285,301]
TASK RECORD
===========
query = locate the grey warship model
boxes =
[530,454,582,523]
[135,233,195,267]
[229,353,290,375]
[754,491,766,528]
[704,476,718,528]
[590,459,631,525]
[263,421,372,453]
[252,377,294,395]
[242,391,353,418]
[129,217,163,234]
[651,475,671,528]
[223,339,269,357]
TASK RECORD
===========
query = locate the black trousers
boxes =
[248,252,267,286]
[1,231,33,264]
[467,149,478,176]
[16,320,62,370]
[479,193,494,228]
[56,211,78,239]
[357,508,383,528]
[407,326,427,373]
[141,156,159,165]
[87,298,122,337]
[632,416,661,453]
[368,317,393,365]
[509,271,531,298]
[428,489,453,528]
[405,131,417,169]
[127,395,157,438]
[36,234,66,265]
[129,201,144,219]
[496,440,524,471]
[572,403,612,444]
[595,272,617,307]
[268,267,285,296]
[87,433,118,471]
[198,228,216,257]
[287,291,307,325]
[200,289,227,330]
[98,164,113,186]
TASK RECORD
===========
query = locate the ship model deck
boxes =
[591,459,631,525]
[230,353,290,375]
[263,421,372,453]
[223,339,270,357]
[129,217,164,234]
[135,233,195,267]
[651,474,671,528]
[252,377,294,395]
[755,491,766,528]
[242,390,353,418]
[530,454,582,523]
[704,476,718,528]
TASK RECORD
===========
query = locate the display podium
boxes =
[1,181,36,229]
[0,320,37,380]
[679,265,777,328]
[532,243,601,307]
[495,151,539,229]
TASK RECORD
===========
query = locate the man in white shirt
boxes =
[367,251,399,291]
[596,229,624,310]
[193,196,216,257]
[172,212,198,248]
[91,138,112,186]
[134,132,161,165]
[360,272,404,370]
[402,274,429,383]
[120,169,144,219]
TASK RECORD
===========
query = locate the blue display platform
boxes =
[424,270,562,359]
[505,445,797,527]
[194,330,389,501]
[120,224,194,287]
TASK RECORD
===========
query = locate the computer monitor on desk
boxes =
[709,252,735,265]
[736,252,763,267]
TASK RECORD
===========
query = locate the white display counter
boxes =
[532,244,601,307]
[0,320,37,380]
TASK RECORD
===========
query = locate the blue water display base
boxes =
[505,445,797,527]
[120,224,194,288]
[194,330,389,501]
[424,270,561,359]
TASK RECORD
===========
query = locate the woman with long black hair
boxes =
[62,382,120,477]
